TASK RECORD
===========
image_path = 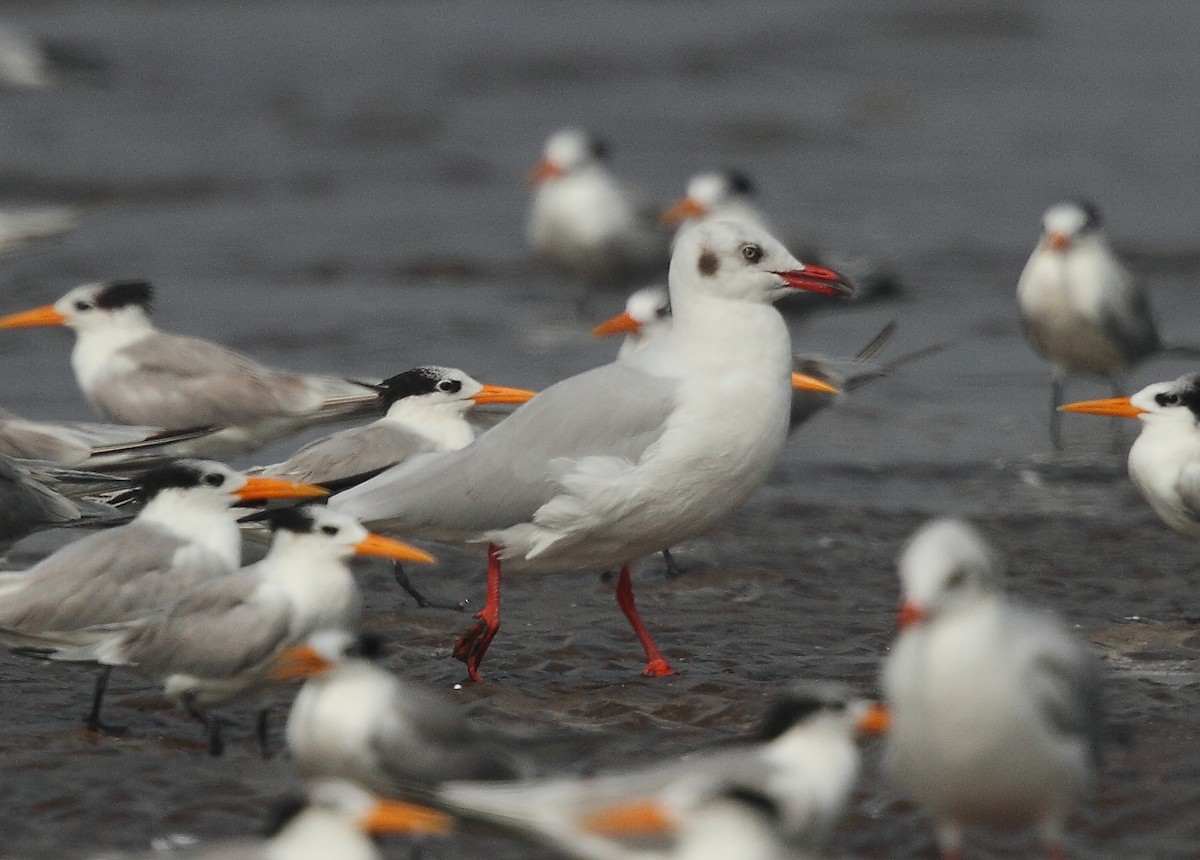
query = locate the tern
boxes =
[38,505,431,754]
[0,453,127,553]
[526,128,668,288]
[1017,200,1199,449]
[881,519,1104,860]
[275,630,526,789]
[1060,373,1200,538]
[660,170,772,235]
[0,280,380,456]
[431,684,887,860]
[0,459,324,731]
[332,221,852,680]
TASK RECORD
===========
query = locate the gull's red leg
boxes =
[453,543,502,681]
[615,566,674,677]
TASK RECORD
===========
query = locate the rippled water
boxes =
[0,2,1198,857]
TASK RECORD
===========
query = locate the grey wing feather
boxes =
[1097,267,1161,364]
[268,423,437,484]
[333,362,676,535]
[1174,464,1200,522]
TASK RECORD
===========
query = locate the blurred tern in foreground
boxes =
[0,460,324,731]
[433,684,887,860]
[660,170,772,236]
[881,519,1103,860]
[277,630,525,789]
[333,222,852,680]
[37,506,432,754]
[527,128,668,288]
[1061,372,1200,537]
[0,281,380,456]
[1017,200,1200,450]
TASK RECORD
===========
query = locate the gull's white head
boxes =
[1059,373,1200,429]
[669,220,853,305]
[528,128,609,185]
[369,366,536,417]
[1040,200,1103,252]
[0,280,156,335]
[896,518,1002,628]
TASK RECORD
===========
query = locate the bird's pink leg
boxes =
[615,566,674,677]
[453,544,502,681]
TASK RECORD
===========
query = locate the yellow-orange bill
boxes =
[0,304,67,329]
[364,800,454,836]
[791,372,839,395]
[591,310,642,338]
[659,196,707,227]
[527,157,564,185]
[1057,396,1144,418]
[857,703,891,735]
[236,476,329,502]
[471,384,537,406]
[897,601,924,631]
[269,644,332,680]
[580,800,676,836]
[354,533,436,564]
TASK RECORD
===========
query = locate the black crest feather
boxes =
[133,461,205,502]
[726,170,754,196]
[376,366,452,405]
[95,280,154,312]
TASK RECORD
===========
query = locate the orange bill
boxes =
[0,304,68,329]
[791,372,839,395]
[471,384,537,406]
[364,799,454,836]
[354,533,436,564]
[580,800,677,836]
[236,476,329,502]
[857,702,891,735]
[591,310,642,338]
[659,196,707,227]
[897,601,925,630]
[269,644,333,680]
[1058,396,1145,419]
[1047,232,1070,251]
[527,157,565,185]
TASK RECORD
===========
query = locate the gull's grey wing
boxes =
[1096,266,1161,365]
[332,361,676,536]
[0,522,224,631]
[113,578,292,679]
[268,422,437,484]
[95,332,370,427]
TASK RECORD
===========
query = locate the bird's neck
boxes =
[71,317,155,391]
[666,295,791,373]
[384,400,475,450]
[138,495,242,571]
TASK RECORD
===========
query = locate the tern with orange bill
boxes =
[1061,373,1200,537]
[660,170,772,237]
[431,684,887,860]
[332,222,853,681]
[881,519,1104,860]
[0,280,381,457]
[34,505,433,754]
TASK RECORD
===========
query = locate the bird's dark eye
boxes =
[321,525,339,536]
[945,570,967,590]
[437,379,462,394]
[203,473,225,487]
[1156,392,1180,407]
[74,301,92,312]
[740,244,764,264]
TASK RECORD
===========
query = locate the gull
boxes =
[0,459,325,730]
[526,128,669,288]
[660,170,772,235]
[881,519,1104,860]
[0,281,380,456]
[432,684,888,860]
[275,630,527,790]
[1060,373,1200,538]
[39,505,432,755]
[1016,200,1200,450]
[332,221,852,680]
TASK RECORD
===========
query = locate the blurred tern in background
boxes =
[0,281,381,456]
[881,519,1104,860]
[0,453,126,553]
[1060,372,1200,538]
[432,684,887,860]
[332,222,853,680]
[526,128,669,289]
[0,204,80,254]
[660,170,772,236]
[1017,200,1200,450]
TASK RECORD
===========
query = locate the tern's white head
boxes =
[370,366,536,419]
[1039,199,1104,252]
[669,221,853,306]
[661,170,757,227]
[258,505,434,566]
[1059,373,1200,430]
[528,128,610,185]
[754,682,889,748]
[896,519,1002,628]
[0,280,156,336]
[270,629,384,680]
[136,459,327,513]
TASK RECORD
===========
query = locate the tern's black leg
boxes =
[393,561,462,611]
[661,548,683,579]
[1049,375,1065,453]
[255,708,272,759]
[84,666,126,735]
[183,697,223,756]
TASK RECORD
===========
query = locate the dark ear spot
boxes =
[698,249,719,277]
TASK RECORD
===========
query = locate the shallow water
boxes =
[0,1,1197,857]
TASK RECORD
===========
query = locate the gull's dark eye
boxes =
[203,473,225,487]
[740,244,764,264]
[1156,392,1180,407]
[436,379,462,394]
[321,525,339,536]
[74,301,92,312]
